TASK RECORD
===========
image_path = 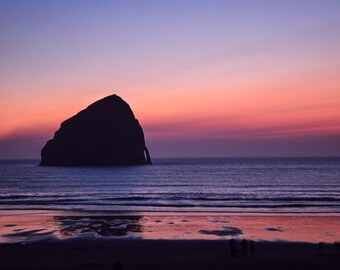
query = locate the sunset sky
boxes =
[1,0,340,158]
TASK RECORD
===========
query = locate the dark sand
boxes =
[1,238,339,270]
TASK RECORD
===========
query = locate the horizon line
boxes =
[1,156,340,161]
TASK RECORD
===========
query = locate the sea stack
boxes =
[40,94,152,166]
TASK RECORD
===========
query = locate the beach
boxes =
[1,210,339,269]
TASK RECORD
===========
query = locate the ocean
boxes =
[0,158,339,213]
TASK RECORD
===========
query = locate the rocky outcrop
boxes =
[40,94,151,166]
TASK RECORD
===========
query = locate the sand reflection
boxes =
[56,216,143,238]
[0,213,58,243]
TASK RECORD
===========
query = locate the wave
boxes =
[0,200,339,209]
[192,197,340,202]
[107,203,340,208]
[1,195,339,204]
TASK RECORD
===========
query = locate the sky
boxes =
[1,0,340,158]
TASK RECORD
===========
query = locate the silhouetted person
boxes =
[229,239,237,257]
[113,262,124,270]
[335,242,340,255]
[318,242,324,255]
[241,239,248,257]
[250,240,255,256]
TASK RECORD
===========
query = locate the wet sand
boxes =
[1,210,339,243]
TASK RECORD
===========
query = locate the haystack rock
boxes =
[40,94,152,166]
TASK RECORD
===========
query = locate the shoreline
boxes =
[1,211,339,269]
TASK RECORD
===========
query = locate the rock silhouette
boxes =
[40,94,152,166]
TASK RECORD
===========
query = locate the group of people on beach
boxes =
[319,242,340,255]
[229,239,255,257]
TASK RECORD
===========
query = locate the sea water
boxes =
[0,158,339,213]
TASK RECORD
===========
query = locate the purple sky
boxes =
[1,0,340,158]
